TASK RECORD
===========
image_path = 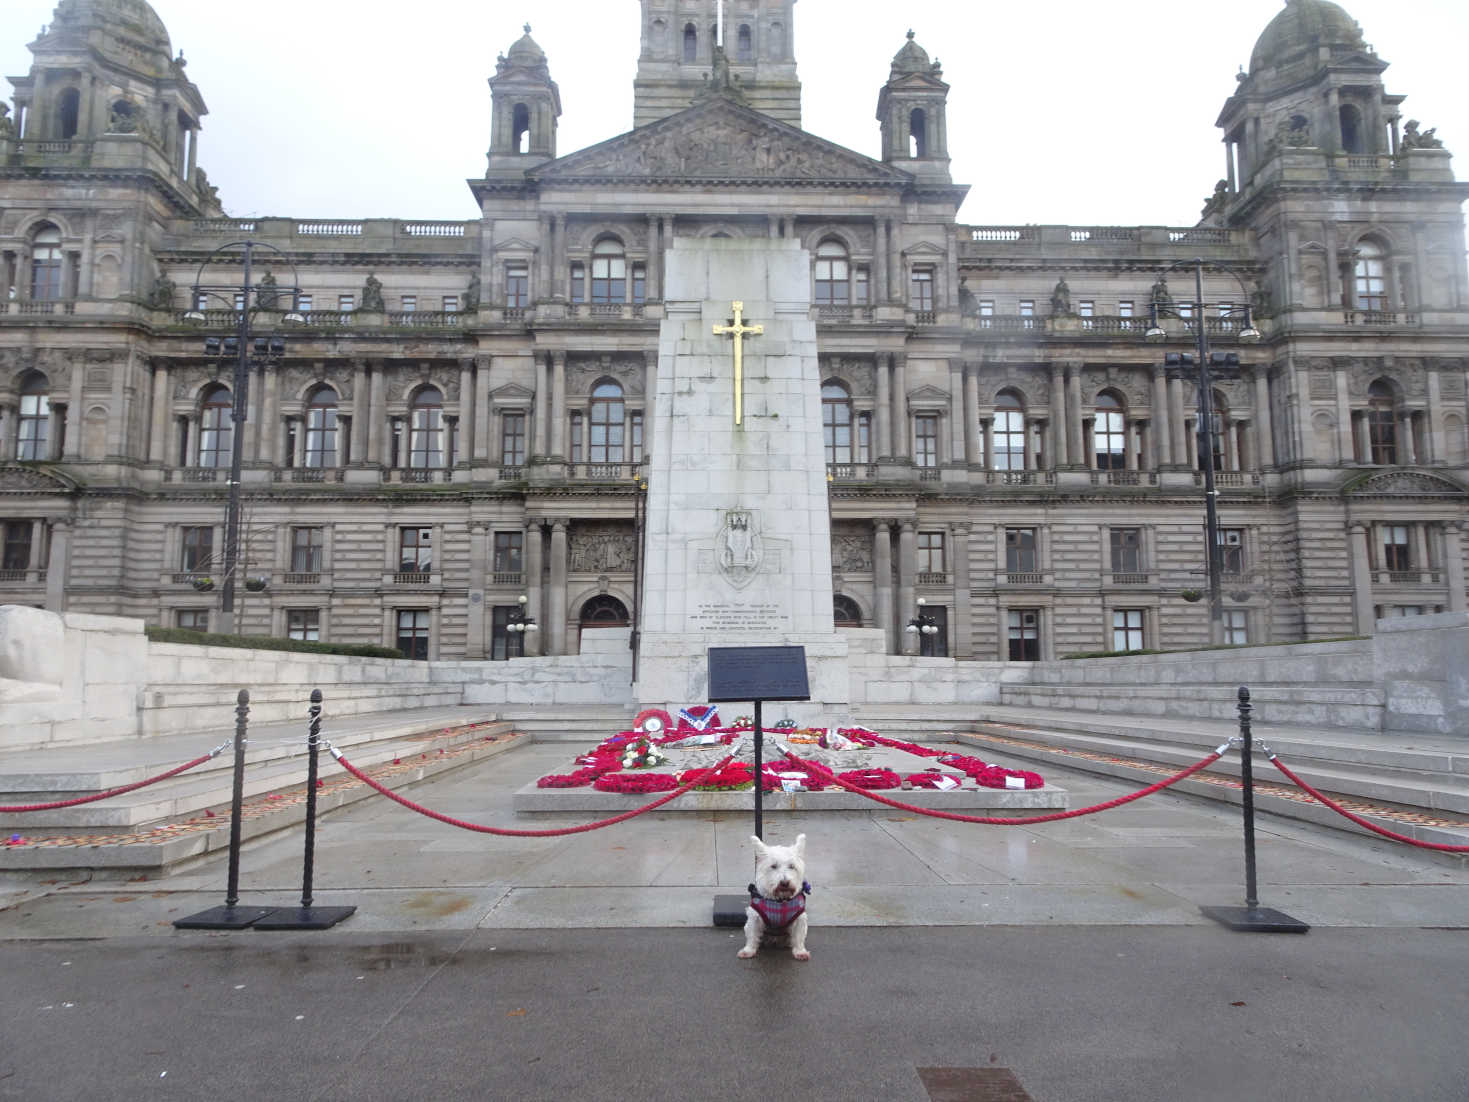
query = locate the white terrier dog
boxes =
[739,833,811,961]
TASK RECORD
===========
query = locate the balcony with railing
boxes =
[1343,309,1418,327]
[385,468,452,484]
[827,463,877,481]
[391,571,434,586]
[281,572,323,585]
[1376,569,1443,585]
[916,572,949,586]
[491,572,524,587]
[1001,572,1046,586]
[1107,572,1152,586]
[569,462,640,481]
[960,224,1245,260]
[1090,470,1158,487]
[0,300,78,317]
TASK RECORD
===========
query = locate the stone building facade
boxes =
[0,0,1465,662]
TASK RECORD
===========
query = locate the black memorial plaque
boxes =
[707,645,810,703]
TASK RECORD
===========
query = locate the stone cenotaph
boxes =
[636,238,849,724]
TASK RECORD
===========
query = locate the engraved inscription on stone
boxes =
[687,601,790,633]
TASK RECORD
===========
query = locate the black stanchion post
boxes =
[1200,686,1309,934]
[254,689,356,930]
[753,699,764,841]
[174,689,277,929]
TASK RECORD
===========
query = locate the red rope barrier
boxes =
[330,750,738,837]
[0,754,215,813]
[1269,755,1469,853]
[782,748,1224,825]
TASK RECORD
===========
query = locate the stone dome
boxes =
[506,24,547,65]
[52,0,172,55]
[890,30,932,77]
[1249,0,1366,73]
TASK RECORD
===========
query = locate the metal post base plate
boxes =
[252,905,357,931]
[173,905,277,930]
[713,894,749,928]
[1200,904,1310,933]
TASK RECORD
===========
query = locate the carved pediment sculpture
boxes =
[1345,470,1466,497]
[534,98,910,186]
[0,464,80,495]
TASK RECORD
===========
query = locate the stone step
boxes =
[139,681,464,734]
[998,682,1384,729]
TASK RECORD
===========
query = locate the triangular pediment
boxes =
[533,97,911,187]
[490,382,535,403]
[883,72,950,94]
[490,237,538,255]
[903,240,947,257]
[908,384,951,404]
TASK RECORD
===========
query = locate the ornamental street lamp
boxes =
[183,240,304,635]
[904,596,941,657]
[1144,258,1261,643]
[505,594,538,657]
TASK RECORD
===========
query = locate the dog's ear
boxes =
[751,835,769,856]
[794,833,806,859]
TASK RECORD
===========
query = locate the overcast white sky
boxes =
[3,1,1466,228]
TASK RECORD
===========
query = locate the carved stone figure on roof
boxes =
[192,166,218,204]
[1049,277,1072,316]
[360,273,385,313]
[464,271,481,311]
[1151,275,1175,317]
[1401,119,1443,150]
[256,271,279,310]
[958,277,978,317]
[148,274,175,310]
[0,104,12,138]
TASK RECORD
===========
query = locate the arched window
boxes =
[16,373,50,461]
[1367,380,1397,464]
[580,595,629,626]
[30,225,63,301]
[589,379,624,463]
[814,239,850,306]
[910,108,928,157]
[304,385,338,468]
[512,103,531,154]
[198,384,233,469]
[993,389,1025,470]
[833,595,862,627]
[57,88,80,139]
[822,380,853,464]
[1339,104,1364,154]
[591,239,626,304]
[683,23,698,62]
[737,24,753,61]
[408,386,443,469]
[1354,239,1387,312]
[1093,392,1126,470]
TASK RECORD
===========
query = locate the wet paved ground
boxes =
[1,739,1466,1100]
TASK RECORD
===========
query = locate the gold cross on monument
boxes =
[712,300,763,426]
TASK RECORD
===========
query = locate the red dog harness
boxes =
[747,882,812,930]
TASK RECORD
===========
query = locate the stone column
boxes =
[646,214,661,300]
[1049,362,1068,466]
[148,361,170,464]
[873,519,894,653]
[552,214,568,300]
[351,362,369,462]
[963,364,980,466]
[1399,413,1417,465]
[474,358,492,463]
[1253,369,1274,468]
[1408,522,1427,579]
[457,360,475,463]
[1443,522,1466,613]
[1425,371,1445,463]
[466,521,488,659]
[367,363,386,464]
[982,417,994,470]
[1223,416,1238,471]
[1152,364,1171,465]
[874,354,891,458]
[1066,363,1083,466]
[261,365,280,467]
[550,350,567,458]
[44,520,69,612]
[293,417,307,468]
[548,518,569,655]
[1334,367,1354,462]
[897,519,917,654]
[891,354,908,459]
[951,522,972,657]
[948,361,964,463]
[537,215,553,301]
[533,352,549,457]
[873,216,888,305]
[525,520,544,657]
[887,218,901,304]
[1349,522,1375,634]
[1125,422,1139,471]
[1168,374,1187,465]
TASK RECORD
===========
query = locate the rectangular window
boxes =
[1118,300,1134,317]
[854,267,869,305]
[630,411,644,461]
[1112,609,1145,652]
[1005,528,1038,574]
[1382,525,1410,571]
[442,295,458,314]
[914,414,939,467]
[1008,609,1040,661]
[1019,299,1036,328]
[396,609,430,660]
[400,295,416,314]
[398,527,432,573]
[1177,303,1193,319]
[180,525,213,572]
[1222,609,1248,645]
[910,269,934,311]
[569,262,585,304]
[1110,527,1143,574]
[291,526,324,573]
[856,412,871,463]
[2,521,32,571]
[339,294,354,312]
[490,605,525,661]
[287,609,320,642]
[175,609,209,632]
[493,531,524,575]
[631,263,646,304]
[505,263,528,308]
[1218,528,1245,576]
[979,299,994,316]
[297,293,312,312]
[570,412,584,463]
[917,531,945,574]
[233,292,246,311]
[501,413,526,466]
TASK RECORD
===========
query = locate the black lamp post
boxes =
[1144,259,1261,643]
[183,241,304,635]
[505,593,538,657]
[904,596,941,657]
[631,468,647,683]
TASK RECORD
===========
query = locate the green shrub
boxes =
[145,626,404,660]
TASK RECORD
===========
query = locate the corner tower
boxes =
[487,24,561,173]
[633,1,801,128]
[876,30,951,184]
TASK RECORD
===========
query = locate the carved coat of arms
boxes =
[716,510,762,589]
